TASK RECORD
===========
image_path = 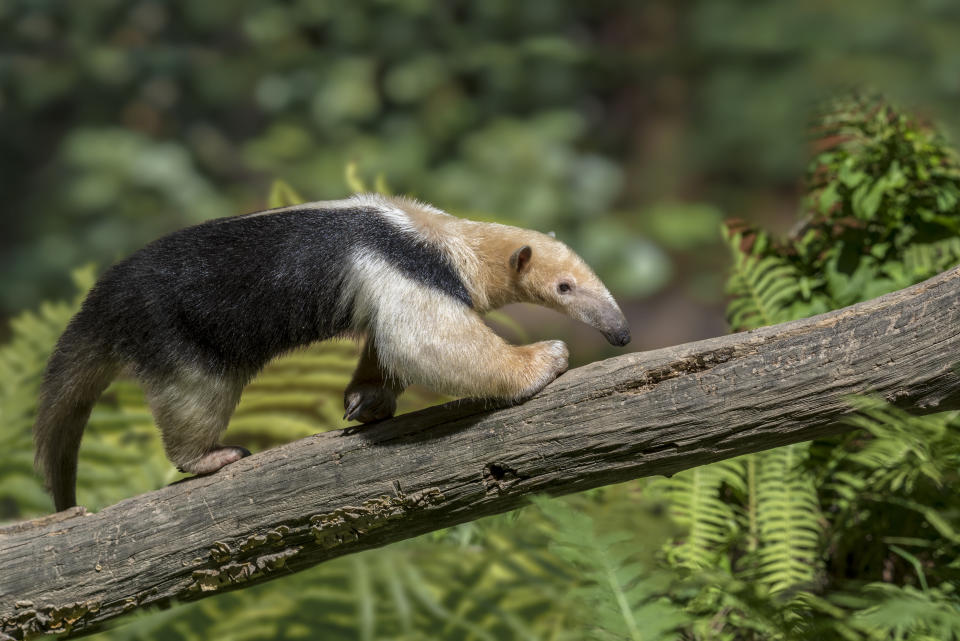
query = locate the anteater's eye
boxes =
[557,282,572,294]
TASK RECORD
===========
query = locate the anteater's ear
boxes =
[509,246,532,273]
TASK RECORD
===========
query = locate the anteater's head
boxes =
[507,233,631,347]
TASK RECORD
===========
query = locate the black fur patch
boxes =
[69,206,473,378]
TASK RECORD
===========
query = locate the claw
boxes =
[343,384,397,424]
[344,396,361,421]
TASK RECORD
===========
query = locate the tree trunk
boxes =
[3,265,960,640]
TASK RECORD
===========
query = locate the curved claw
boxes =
[344,396,362,421]
[343,383,397,423]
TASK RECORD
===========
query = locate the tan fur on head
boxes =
[381,195,630,345]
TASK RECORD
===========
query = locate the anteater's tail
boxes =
[34,324,118,511]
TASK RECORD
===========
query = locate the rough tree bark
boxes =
[3,265,960,640]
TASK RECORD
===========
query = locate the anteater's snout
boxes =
[606,326,631,347]
[573,291,631,347]
[598,307,631,347]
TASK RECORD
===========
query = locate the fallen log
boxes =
[3,265,960,639]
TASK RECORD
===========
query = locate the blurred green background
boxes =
[3,1,960,640]
[4,0,959,350]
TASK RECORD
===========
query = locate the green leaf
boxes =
[267,179,305,208]
[818,182,841,214]
[852,178,885,220]
[344,161,368,193]
[838,158,867,188]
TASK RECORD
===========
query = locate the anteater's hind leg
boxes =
[141,367,249,475]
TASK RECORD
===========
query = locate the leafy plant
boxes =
[535,496,688,641]
[646,96,960,640]
[651,461,744,571]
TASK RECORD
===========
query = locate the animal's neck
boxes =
[387,196,525,313]
[457,222,527,312]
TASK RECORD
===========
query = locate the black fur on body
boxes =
[35,205,473,511]
[76,207,471,377]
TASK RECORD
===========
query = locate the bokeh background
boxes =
[3,1,960,640]
[5,0,960,351]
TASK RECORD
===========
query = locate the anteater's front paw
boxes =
[343,383,397,423]
[517,340,569,400]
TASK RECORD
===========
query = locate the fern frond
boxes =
[535,496,688,641]
[851,584,960,641]
[0,266,107,517]
[829,397,957,497]
[753,445,823,594]
[723,231,803,331]
[651,460,745,570]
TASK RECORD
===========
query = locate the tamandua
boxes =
[34,194,631,510]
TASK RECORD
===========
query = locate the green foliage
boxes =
[815,398,960,599]
[535,497,688,641]
[722,232,803,331]
[10,1,960,316]
[727,95,960,317]
[688,1,960,182]
[0,267,175,518]
[643,203,724,252]
[752,445,822,595]
[0,268,94,517]
[850,584,960,641]
[832,397,958,496]
[651,461,743,570]
[648,96,960,640]
[1,1,652,314]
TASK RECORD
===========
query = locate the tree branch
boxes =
[4,266,960,639]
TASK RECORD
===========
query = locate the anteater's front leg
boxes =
[371,305,570,404]
[344,340,405,423]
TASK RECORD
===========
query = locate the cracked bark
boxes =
[3,265,960,639]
